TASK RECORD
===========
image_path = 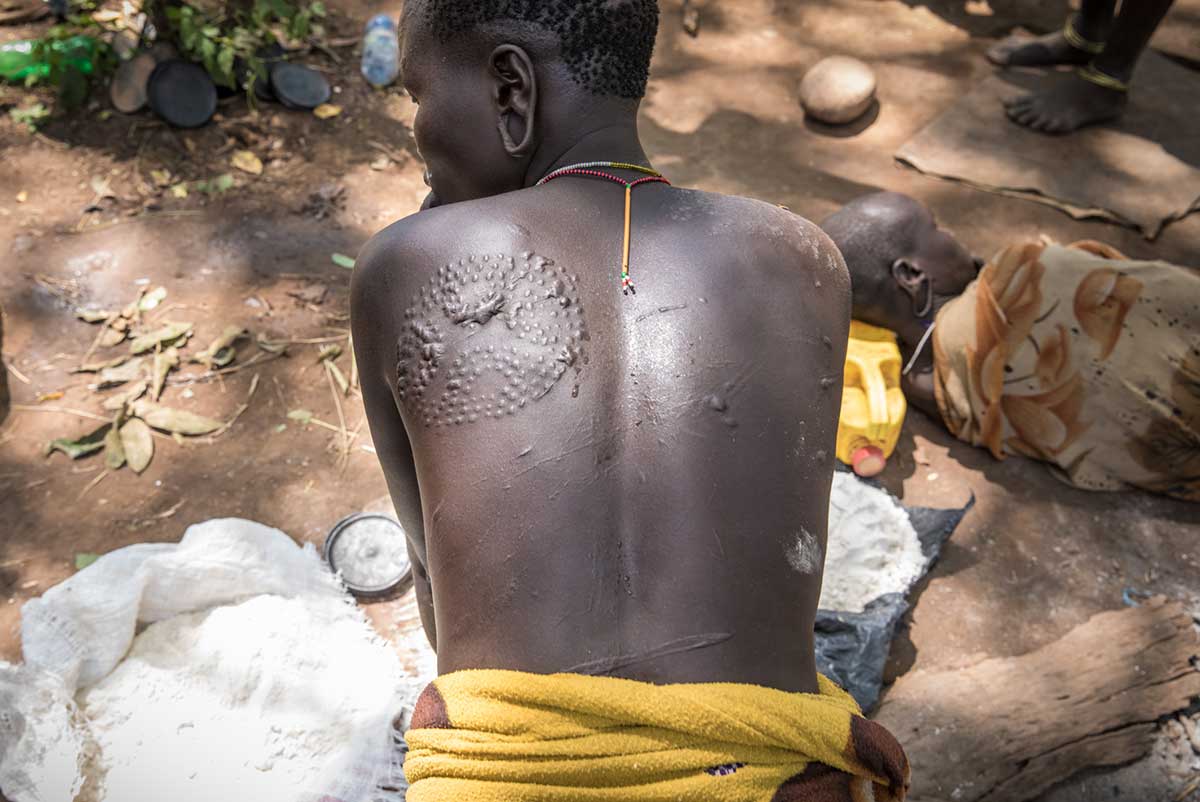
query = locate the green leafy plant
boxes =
[23,13,117,109]
[150,0,326,92]
[9,102,51,131]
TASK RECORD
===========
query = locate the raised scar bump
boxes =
[396,252,586,427]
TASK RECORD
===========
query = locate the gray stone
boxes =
[799,56,877,125]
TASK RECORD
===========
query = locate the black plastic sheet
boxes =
[814,495,974,712]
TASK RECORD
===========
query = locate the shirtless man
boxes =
[352,2,907,799]
[987,0,1176,134]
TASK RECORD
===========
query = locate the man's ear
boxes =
[891,258,932,317]
[490,44,537,158]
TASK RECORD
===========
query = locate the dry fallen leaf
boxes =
[232,150,264,176]
[327,361,349,395]
[287,408,314,424]
[36,391,64,403]
[131,399,222,435]
[151,346,180,401]
[150,169,172,188]
[99,327,127,347]
[256,333,288,354]
[138,286,168,311]
[75,308,113,323]
[102,379,148,411]
[74,354,129,374]
[104,423,126,470]
[15,191,27,203]
[97,356,146,388]
[369,156,391,171]
[169,183,189,199]
[193,325,248,369]
[120,417,154,473]
[45,423,109,459]
[129,321,192,354]
[313,104,342,119]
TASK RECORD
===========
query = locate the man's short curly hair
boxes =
[416,0,659,99]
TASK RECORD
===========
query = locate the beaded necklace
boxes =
[536,161,670,294]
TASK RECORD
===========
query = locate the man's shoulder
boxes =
[682,190,843,259]
[684,190,848,290]
[352,199,523,304]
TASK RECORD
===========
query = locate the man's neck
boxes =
[524,121,651,187]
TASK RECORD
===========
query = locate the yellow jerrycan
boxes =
[836,320,906,477]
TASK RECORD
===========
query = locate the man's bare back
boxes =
[353,180,849,694]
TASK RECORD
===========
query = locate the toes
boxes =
[1044,117,1075,135]
[1003,94,1031,110]
[1015,107,1041,126]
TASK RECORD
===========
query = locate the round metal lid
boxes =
[147,59,217,129]
[269,62,330,110]
[324,513,412,598]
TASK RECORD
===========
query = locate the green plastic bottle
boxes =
[0,35,96,83]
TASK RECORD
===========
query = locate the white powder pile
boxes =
[78,593,406,802]
[818,471,927,613]
[0,664,84,802]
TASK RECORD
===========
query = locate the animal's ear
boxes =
[490,44,538,158]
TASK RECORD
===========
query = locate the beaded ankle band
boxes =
[537,163,670,295]
[1063,15,1106,55]
[1078,64,1129,92]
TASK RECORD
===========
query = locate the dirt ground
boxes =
[2,1,1200,800]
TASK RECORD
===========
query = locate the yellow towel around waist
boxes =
[404,669,909,802]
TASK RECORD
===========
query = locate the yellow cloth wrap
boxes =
[404,669,909,802]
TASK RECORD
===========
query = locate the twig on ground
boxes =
[209,372,261,438]
[147,302,202,326]
[13,404,174,442]
[168,351,284,387]
[4,357,31,384]
[326,361,351,469]
[309,37,342,64]
[154,498,186,519]
[78,311,120,368]
[13,404,109,423]
[258,333,350,347]
[77,469,110,500]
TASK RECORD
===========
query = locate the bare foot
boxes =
[987,31,1095,67]
[1004,72,1127,134]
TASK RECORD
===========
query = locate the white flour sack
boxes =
[1,519,417,802]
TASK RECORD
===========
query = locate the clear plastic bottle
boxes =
[361,14,399,88]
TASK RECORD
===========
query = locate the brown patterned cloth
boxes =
[933,240,1200,500]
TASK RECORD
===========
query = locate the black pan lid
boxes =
[147,59,217,129]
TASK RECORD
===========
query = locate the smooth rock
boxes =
[799,55,877,125]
